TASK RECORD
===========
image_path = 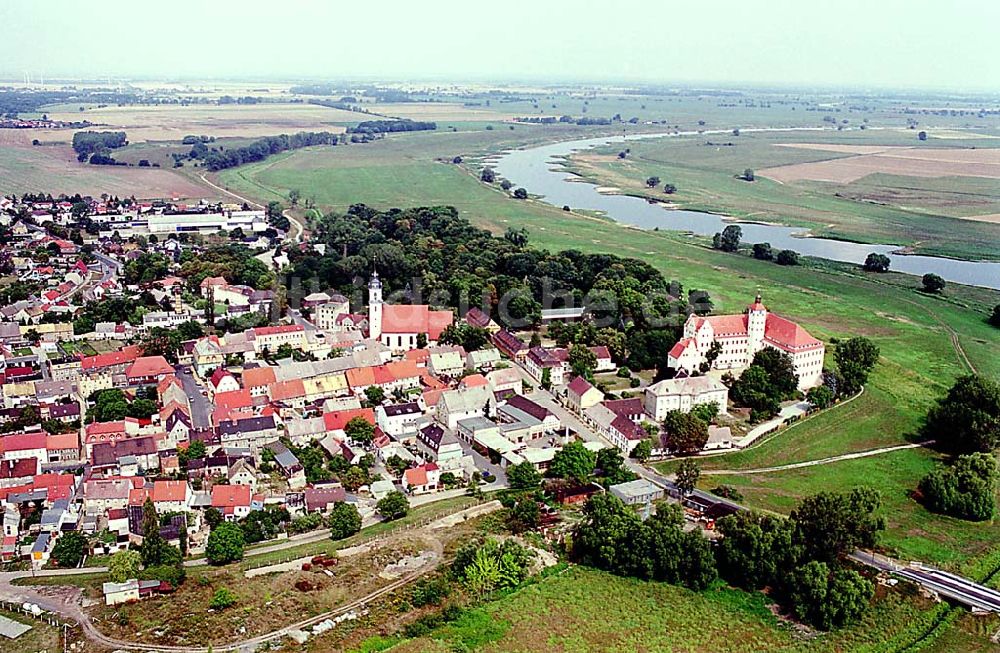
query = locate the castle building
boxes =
[368,270,453,352]
[667,295,824,390]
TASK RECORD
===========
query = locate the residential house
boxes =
[375,402,423,439]
[436,385,491,430]
[211,484,252,521]
[565,376,604,414]
[643,376,730,422]
[402,463,440,495]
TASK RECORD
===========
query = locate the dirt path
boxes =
[198,171,304,242]
[702,441,934,476]
[2,501,496,652]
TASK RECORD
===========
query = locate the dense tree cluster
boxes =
[200,132,339,171]
[573,495,717,590]
[923,375,1000,455]
[123,252,172,285]
[72,131,127,160]
[179,243,275,290]
[347,120,436,135]
[713,225,742,252]
[918,453,997,521]
[715,488,883,629]
[661,410,709,455]
[729,348,798,421]
[863,253,891,273]
[831,336,880,396]
[206,521,245,564]
[283,205,710,371]
[451,537,534,597]
[548,440,597,482]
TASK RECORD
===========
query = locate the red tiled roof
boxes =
[211,484,251,508]
[270,379,306,401]
[345,367,376,388]
[209,367,235,389]
[45,432,79,451]
[567,375,595,396]
[669,337,696,359]
[253,324,303,337]
[381,305,454,340]
[460,374,488,388]
[464,307,492,328]
[0,433,46,453]
[126,356,174,379]
[404,349,430,365]
[152,480,188,503]
[764,314,823,350]
[85,421,126,437]
[81,345,142,370]
[215,389,253,411]
[323,408,375,432]
[404,466,428,486]
[386,360,420,380]
[701,314,748,337]
[242,366,276,389]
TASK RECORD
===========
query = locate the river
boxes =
[491,132,1000,290]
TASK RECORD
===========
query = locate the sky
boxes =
[1,0,997,92]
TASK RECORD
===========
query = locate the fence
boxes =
[0,597,79,653]
[242,497,483,572]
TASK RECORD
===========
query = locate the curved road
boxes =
[198,172,304,242]
[0,500,492,652]
[701,441,934,476]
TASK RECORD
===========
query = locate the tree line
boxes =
[200,131,340,171]
[347,119,436,135]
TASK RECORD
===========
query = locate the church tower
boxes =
[368,268,383,341]
[747,293,767,356]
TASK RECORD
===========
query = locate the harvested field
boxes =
[774,143,904,155]
[0,144,212,199]
[960,213,1000,223]
[39,103,355,142]
[760,147,1000,183]
[367,102,519,122]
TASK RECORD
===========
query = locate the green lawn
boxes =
[562,129,1000,261]
[378,566,956,653]
[703,446,1000,565]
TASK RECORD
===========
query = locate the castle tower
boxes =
[747,293,767,356]
[368,268,383,340]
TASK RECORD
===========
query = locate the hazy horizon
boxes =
[1,0,998,93]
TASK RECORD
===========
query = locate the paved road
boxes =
[92,251,121,283]
[287,308,317,332]
[175,365,212,429]
[851,550,1000,613]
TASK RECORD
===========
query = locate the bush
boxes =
[918,453,996,521]
[210,587,237,610]
[140,563,186,588]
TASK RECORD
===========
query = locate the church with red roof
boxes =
[668,295,824,390]
[367,269,453,352]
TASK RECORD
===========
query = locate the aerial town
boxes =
[1,3,999,651]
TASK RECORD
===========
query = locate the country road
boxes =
[0,501,496,652]
[198,172,304,242]
[701,441,934,476]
